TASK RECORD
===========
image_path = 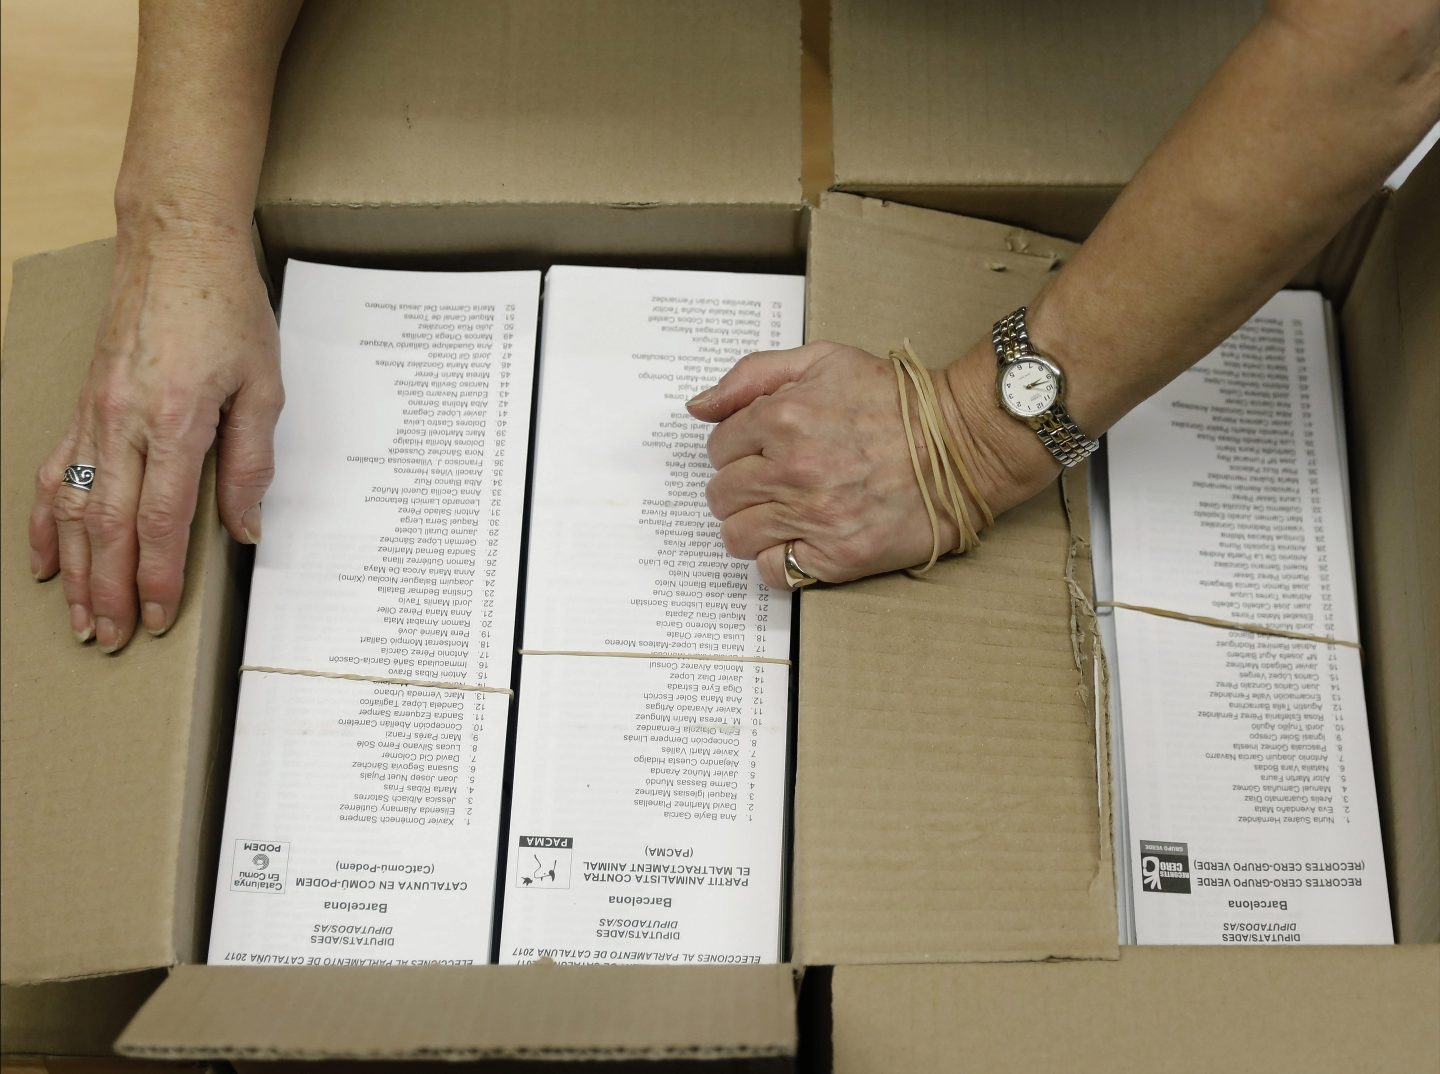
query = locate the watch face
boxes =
[999,358,1060,418]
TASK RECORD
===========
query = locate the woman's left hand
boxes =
[686,340,1055,589]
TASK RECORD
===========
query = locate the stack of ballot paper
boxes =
[1095,290,1392,945]
[208,263,803,966]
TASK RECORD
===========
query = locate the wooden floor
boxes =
[0,0,137,335]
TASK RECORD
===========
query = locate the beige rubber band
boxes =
[1096,602,1362,651]
[886,340,992,574]
[239,664,515,695]
[519,648,791,666]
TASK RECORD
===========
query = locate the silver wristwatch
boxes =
[991,307,1099,468]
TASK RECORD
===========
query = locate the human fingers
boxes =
[718,501,804,564]
[50,429,100,643]
[756,540,817,591]
[686,343,833,423]
[29,430,81,583]
[135,435,208,637]
[705,383,821,470]
[84,418,147,654]
[215,376,283,544]
[705,455,781,521]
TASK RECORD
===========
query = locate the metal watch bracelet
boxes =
[992,307,1099,468]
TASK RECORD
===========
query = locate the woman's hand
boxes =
[29,225,282,652]
[687,339,1057,589]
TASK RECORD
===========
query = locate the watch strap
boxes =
[1032,404,1099,467]
[991,306,1099,469]
[991,307,1033,364]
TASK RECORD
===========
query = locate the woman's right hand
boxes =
[29,222,283,653]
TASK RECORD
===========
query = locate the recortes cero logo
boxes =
[1138,840,1191,894]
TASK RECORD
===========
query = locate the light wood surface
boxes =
[0,0,136,336]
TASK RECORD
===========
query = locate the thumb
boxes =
[686,343,828,423]
[216,377,284,544]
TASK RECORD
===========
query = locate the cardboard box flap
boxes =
[830,946,1440,1073]
[1,241,242,985]
[792,194,1116,965]
[1340,144,1440,943]
[0,971,167,1058]
[831,0,1260,192]
[260,0,801,211]
[116,964,797,1061]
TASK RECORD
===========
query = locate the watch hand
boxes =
[1025,380,1044,390]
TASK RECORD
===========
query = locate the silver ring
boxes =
[62,464,96,492]
[783,541,818,590]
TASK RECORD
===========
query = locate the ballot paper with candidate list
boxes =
[500,266,803,965]
[209,263,538,965]
[1101,290,1391,945]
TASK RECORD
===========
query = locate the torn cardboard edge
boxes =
[113,964,799,1061]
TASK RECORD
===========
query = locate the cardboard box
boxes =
[3,0,1435,1068]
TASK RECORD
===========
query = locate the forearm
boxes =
[945,0,1440,455]
[115,0,303,250]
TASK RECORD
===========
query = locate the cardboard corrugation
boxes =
[829,0,1262,231]
[116,965,796,1062]
[0,972,166,1059]
[830,947,1440,1074]
[792,195,1115,965]
[3,1,1437,1065]
[1340,147,1440,944]
[257,0,803,263]
[0,241,241,990]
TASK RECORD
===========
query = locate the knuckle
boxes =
[136,503,186,545]
[257,381,287,415]
[779,449,826,489]
[704,478,724,520]
[136,560,180,599]
[52,494,87,525]
[84,499,131,544]
[147,389,205,441]
[764,395,807,436]
[719,520,748,559]
[34,461,60,497]
[226,457,277,492]
[92,383,135,427]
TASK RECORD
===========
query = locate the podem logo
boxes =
[231,839,290,894]
[515,835,573,890]
[1139,840,1191,894]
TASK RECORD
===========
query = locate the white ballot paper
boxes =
[1104,290,1391,945]
[209,263,539,965]
[243,261,539,689]
[501,266,803,964]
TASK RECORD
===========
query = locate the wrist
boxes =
[936,338,1061,519]
[114,186,256,269]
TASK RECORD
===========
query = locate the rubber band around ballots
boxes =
[518,648,791,666]
[1095,602,1362,652]
[238,664,515,694]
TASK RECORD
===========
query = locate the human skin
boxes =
[29,0,302,652]
[29,1,1440,642]
[690,0,1440,590]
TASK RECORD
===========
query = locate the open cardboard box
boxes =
[2,1,1435,1069]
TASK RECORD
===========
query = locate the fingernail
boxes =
[70,604,94,643]
[30,551,44,580]
[96,617,122,654]
[241,504,262,544]
[142,602,169,637]
[686,387,715,408]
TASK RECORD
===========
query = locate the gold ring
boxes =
[783,541,818,590]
